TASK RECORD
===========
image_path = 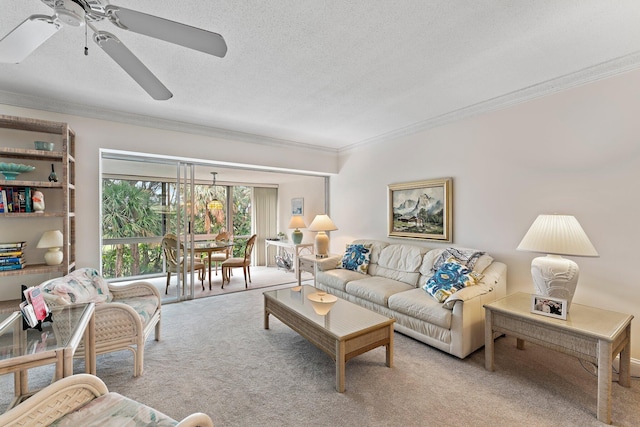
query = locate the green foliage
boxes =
[101,178,253,278]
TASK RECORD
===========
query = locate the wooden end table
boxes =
[484,292,632,424]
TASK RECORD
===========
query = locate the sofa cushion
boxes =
[40,268,113,305]
[316,269,368,292]
[375,244,427,286]
[339,243,372,274]
[423,259,482,303]
[351,239,389,265]
[421,247,494,275]
[345,276,414,307]
[387,288,452,329]
[50,391,177,426]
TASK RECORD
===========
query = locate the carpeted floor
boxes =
[2,285,639,426]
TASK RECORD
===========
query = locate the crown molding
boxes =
[0,91,339,155]
[340,50,640,154]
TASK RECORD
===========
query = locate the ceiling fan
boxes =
[0,0,227,100]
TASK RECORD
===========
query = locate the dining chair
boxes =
[206,231,233,277]
[161,233,205,294]
[221,234,257,288]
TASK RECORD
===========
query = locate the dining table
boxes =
[190,241,234,289]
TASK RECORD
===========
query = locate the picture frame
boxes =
[291,197,304,215]
[530,294,567,320]
[388,178,452,242]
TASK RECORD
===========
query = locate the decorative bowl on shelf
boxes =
[34,141,54,151]
[0,162,36,180]
[307,292,338,315]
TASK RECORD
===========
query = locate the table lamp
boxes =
[288,215,306,244]
[517,214,598,311]
[37,230,64,265]
[308,214,337,258]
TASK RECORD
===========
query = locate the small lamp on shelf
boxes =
[37,230,64,266]
[517,214,598,312]
[288,215,306,244]
[308,214,337,258]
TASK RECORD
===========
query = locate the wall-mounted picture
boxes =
[291,197,304,215]
[530,295,567,320]
[388,178,452,242]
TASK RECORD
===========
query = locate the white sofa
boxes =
[315,240,507,359]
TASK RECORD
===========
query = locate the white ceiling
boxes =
[2,1,640,153]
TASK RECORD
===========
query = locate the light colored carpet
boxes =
[133,266,313,301]
[2,285,639,426]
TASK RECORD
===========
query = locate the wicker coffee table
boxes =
[264,285,395,392]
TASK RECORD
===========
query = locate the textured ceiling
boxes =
[1,1,640,152]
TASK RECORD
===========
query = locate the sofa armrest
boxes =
[442,261,507,309]
[315,255,342,271]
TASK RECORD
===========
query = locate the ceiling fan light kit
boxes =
[0,0,227,99]
[54,0,86,27]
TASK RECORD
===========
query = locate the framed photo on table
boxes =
[291,198,304,215]
[388,177,452,242]
[530,294,567,320]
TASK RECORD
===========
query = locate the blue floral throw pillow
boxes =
[340,244,372,274]
[423,258,482,302]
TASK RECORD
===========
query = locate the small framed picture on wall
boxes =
[291,198,304,215]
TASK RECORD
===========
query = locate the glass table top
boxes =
[264,285,394,338]
[0,303,91,362]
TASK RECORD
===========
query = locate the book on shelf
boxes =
[0,187,34,213]
[0,263,24,271]
[0,241,26,249]
[0,250,24,257]
[0,257,25,265]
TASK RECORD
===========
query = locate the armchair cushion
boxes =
[50,391,177,426]
[115,295,159,325]
[41,268,112,305]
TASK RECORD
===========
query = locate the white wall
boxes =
[330,67,640,359]
[277,176,327,245]
[0,105,337,299]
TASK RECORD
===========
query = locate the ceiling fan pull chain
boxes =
[84,16,89,55]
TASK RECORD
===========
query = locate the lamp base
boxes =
[314,231,329,258]
[530,254,579,311]
[44,248,63,266]
[291,229,303,244]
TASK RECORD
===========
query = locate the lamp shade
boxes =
[37,230,63,249]
[288,215,306,229]
[308,214,337,232]
[517,214,598,257]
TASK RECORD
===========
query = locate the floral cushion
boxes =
[50,392,177,426]
[423,258,483,303]
[40,268,113,305]
[117,296,159,326]
[339,244,372,274]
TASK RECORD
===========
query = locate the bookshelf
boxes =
[0,115,76,279]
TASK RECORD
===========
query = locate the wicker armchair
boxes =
[0,374,213,427]
[39,268,161,377]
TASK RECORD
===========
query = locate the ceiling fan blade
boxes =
[104,5,227,58]
[93,31,173,100]
[0,15,61,63]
